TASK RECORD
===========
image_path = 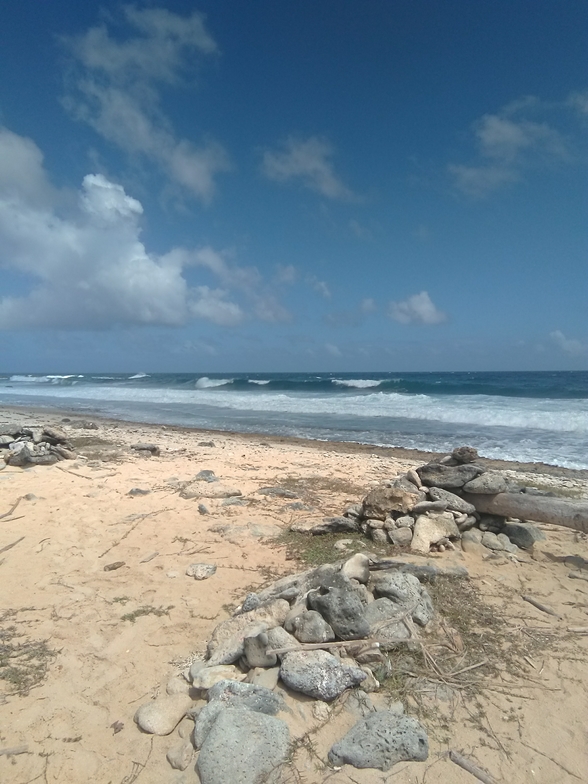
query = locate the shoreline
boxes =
[2,401,587,481]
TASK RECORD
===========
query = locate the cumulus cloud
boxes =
[0,127,285,330]
[449,94,578,197]
[261,136,354,200]
[549,330,585,356]
[64,7,229,202]
[388,291,446,325]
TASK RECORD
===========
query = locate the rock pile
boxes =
[0,424,76,467]
[134,557,438,780]
[293,446,546,557]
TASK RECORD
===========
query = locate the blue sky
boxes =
[0,0,586,372]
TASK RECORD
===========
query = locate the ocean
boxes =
[0,371,587,470]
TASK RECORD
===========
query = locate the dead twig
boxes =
[522,595,561,619]
[0,497,23,520]
[54,465,94,480]
[99,509,171,558]
[0,536,25,554]
[447,659,489,678]
[448,750,497,784]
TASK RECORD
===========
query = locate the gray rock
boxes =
[428,487,476,514]
[389,527,413,547]
[416,463,483,489]
[372,572,434,627]
[410,512,460,554]
[461,538,489,557]
[395,515,415,528]
[451,446,479,463]
[279,650,366,701]
[241,593,261,613]
[197,707,290,784]
[244,631,278,668]
[195,470,217,482]
[291,516,359,534]
[246,666,280,690]
[329,710,428,771]
[7,442,59,466]
[258,486,298,498]
[131,442,160,456]
[186,563,217,580]
[166,741,194,771]
[266,626,300,656]
[502,521,545,550]
[478,513,506,532]
[206,599,290,666]
[361,485,419,520]
[458,514,478,532]
[190,664,246,690]
[42,425,68,444]
[412,500,448,514]
[463,472,513,494]
[344,689,377,718]
[364,597,405,628]
[371,528,389,544]
[497,533,519,553]
[461,529,483,544]
[291,611,335,644]
[182,483,242,500]
[367,518,385,529]
[481,531,504,551]
[134,694,193,735]
[307,575,370,640]
[128,487,150,496]
[197,503,209,515]
[344,504,362,518]
[391,476,426,496]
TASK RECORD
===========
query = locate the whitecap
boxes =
[195,377,234,389]
[332,379,382,388]
[248,380,271,385]
[129,373,149,379]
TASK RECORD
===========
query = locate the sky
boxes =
[0,0,586,373]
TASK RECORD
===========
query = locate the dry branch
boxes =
[522,595,561,618]
[449,750,497,784]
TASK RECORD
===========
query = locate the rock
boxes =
[463,472,513,494]
[266,626,300,656]
[69,419,98,429]
[312,701,331,722]
[462,529,483,544]
[181,483,242,499]
[451,446,479,463]
[461,538,489,557]
[134,694,193,735]
[166,741,194,771]
[291,516,359,535]
[344,504,362,518]
[51,444,76,460]
[497,533,518,553]
[7,442,59,466]
[42,425,68,444]
[186,563,217,580]
[344,689,377,718]
[416,463,483,489]
[364,597,406,629]
[372,572,434,627]
[502,521,545,550]
[367,518,385,529]
[128,487,150,496]
[241,593,261,613]
[481,532,504,551]
[371,529,389,544]
[195,469,217,482]
[395,515,415,528]
[196,708,289,784]
[405,468,422,488]
[166,676,191,696]
[410,512,459,554]
[191,664,247,690]
[291,611,335,644]
[329,710,428,771]
[131,443,160,456]
[458,515,478,532]
[358,665,379,692]
[428,487,476,514]
[246,666,280,690]
[478,513,506,532]
[280,650,366,701]
[369,560,468,581]
[244,631,278,668]
[197,503,209,515]
[258,486,298,498]
[361,485,419,520]
[307,576,370,640]
[411,500,448,514]
[198,441,215,447]
[207,599,290,666]
[334,539,354,551]
[389,527,413,547]
[391,476,427,497]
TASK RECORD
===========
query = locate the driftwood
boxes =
[522,595,561,618]
[463,492,588,534]
[448,750,497,783]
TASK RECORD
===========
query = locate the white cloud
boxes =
[549,330,585,356]
[449,95,575,197]
[360,298,377,314]
[64,7,229,202]
[274,264,297,285]
[0,127,285,330]
[307,276,331,299]
[568,90,588,115]
[261,136,354,200]
[388,291,446,325]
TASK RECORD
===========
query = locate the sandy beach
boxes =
[1,406,587,784]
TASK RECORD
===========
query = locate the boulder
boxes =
[197,707,290,784]
[279,650,366,701]
[389,527,413,547]
[361,485,420,520]
[481,531,504,551]
[328,709,429,771]
[410,512,459,554]
[463,472,514,495]
[243,631,278,668]
[307,575,370,640]
[502,521,545,550]
[134,694,193,735]
[341,553,370,583]
[416,463,483,489]
[451,446,479,463]
[206,599,290,666]
[428,487,476,514]
[372,572,434,627]
[411,500,448,514]
[291,611,335,644]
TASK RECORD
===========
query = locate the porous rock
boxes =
[416,463,483,489]
[206,599,290,666]
[134,694,193,735]
[291,611,335,644]
[197,707,290,784]
[410,512,460,554]
[372,571,434,627]
[307,575,370,640]
[361,485,419,520]
[279,649,366,701]
[186,563,217,580]
[244,631,278,668]
[329,709,428,771]
[266,626,300,656]
[463,472,514,495]
[452,446,479,463]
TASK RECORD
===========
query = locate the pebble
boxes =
[191,665,246,690]
[134,694,193,735]
[166,741,194,771]
[186,563,217,580]
[334,539,354,551]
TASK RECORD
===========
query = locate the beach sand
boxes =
[1,407,587,783]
